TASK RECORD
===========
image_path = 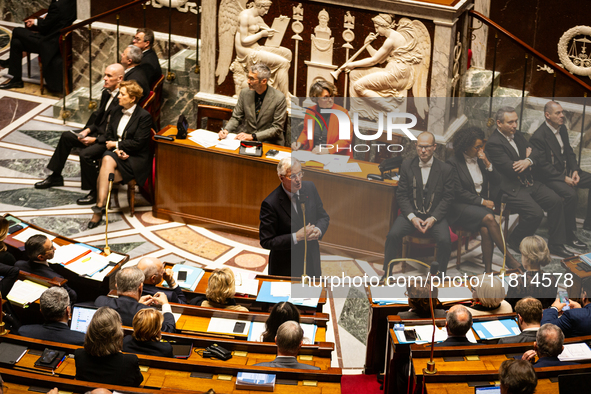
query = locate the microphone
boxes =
[424,276,437,375]
[499,194,508,276]
[103,173,115,256]
[296,192,308,284]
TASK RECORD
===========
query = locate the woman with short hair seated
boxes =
[88,80,153,229]
[123,308,173,357]
[447,126,521,272]
[398,278,446,319]
[75,306,144,387]
[193,267,248,311]
[261,301,301,342]
[465,274,512,316]
[507,235,558,309]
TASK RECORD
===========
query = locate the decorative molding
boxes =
[148,0,200,14]
[558,25,591,77]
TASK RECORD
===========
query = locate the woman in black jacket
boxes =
[123,308,173,357]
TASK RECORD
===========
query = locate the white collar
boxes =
[545,121,560,135]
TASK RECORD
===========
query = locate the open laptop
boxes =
[474,385,501,394]
[70,305,98,334]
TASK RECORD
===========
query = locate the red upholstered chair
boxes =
[150,74,165,130]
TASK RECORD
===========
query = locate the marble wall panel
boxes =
[471,0,489,69]
[0,0,51,23]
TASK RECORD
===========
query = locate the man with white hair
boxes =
[121,45,150,104]
[137,256,187,304]
[259,158,329,277]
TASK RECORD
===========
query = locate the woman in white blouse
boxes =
[447,126,521,272]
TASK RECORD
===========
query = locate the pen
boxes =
[55,355,66,369]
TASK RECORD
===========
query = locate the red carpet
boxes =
[341,374,382,394]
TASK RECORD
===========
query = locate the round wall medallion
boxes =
[558,26,591,77]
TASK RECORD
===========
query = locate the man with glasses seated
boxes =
[383,131,455,278]
[259,158,329,277]
[218,63,287,146]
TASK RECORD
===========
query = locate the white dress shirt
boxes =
[281,184,321,244]
[498,129,533,165]
[463,153,493,204]
[115,105,136,149]
[546,121,564,154]
[104,88,119,111]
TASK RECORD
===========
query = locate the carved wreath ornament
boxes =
[558,25,591,77]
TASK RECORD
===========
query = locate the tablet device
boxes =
[70,305,98,334]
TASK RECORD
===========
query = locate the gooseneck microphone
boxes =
[296,193,308,284]
[499,194,508,276]
[104,173,115,256]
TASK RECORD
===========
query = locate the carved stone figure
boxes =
[216,0,292,98]
[342,14,431,120]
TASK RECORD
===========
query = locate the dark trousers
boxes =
[0,263,19,299]
[506,182,565,245]
[8,27,42,82]
[545,170,591,235]
[47,131,107,191]
[384,215,451,276]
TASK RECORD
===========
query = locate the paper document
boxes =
[301,323,316,344]
[264,16,290,47]
[215,133,240,150]
[235,278,260,296]
[48,244,90,265]
[7,280,49,306]
[248,321,266,341]
[13,228,55,243]
[267,151,291,161]
[106,252,126,264]
[270,281,291,297]
[289,285,322,308]
[207,317,250,336]
[67,252,110,276]
[559,343,591,361]
[188,129,220,148]
[325,162,362,173]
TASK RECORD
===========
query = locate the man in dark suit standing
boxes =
[522,323,578,368]
[484,106,572,258]
[384,131,455,277]
[219,63,287,146]
[435,305,475,347]
[17,287,85,345]
[95,266,175,332]
[137,257,187,304]
[121,45,150,104]
[0,0,76,90]
[498,297,541,344]
[133,28,162,86]
[260,158,329,278]
[15,234,77,304]
[34,63,125,206]
[254,321,320,370]
[530,101,591,246]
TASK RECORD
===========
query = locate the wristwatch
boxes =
[251,133,257,141]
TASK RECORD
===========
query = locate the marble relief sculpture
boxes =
[340,14,431,120]
[216,0,292,98]
[304,9,337,94]
[558,26,591,77]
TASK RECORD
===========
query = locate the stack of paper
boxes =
[324,162,362,173]
[66,252,111,277]
[559,343,591,361]
[207,317,250,336]
[266,151,291,161]
[188,129,220,148]
[235,278,260,297]
[394,324,477,344]
[172,264,204,291]
[472,319,520,340]
[48,244,91,265]
[370,286,408,305]
[7,280,49,306]
[12,228,55,243]
[215,133,241,150]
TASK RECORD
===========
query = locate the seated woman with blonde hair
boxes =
[193,268,248,311]
[123,308,173,357]
[465,274,512,316]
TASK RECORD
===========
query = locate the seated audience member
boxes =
[0,218,19,298]
[192,268,248,311]
[261,301,300,342]
[541,277,591,337]
[137,257,187,304]
[16,234,77,303]
[498,297,542,344]
[435,305,474,347]
[95,266,175,332]
[254,321,320,370]
[292,80,352,156]
[397,278,446,319]
[75,307,143,387]
[522,323,577,368]
[18,287,84,345]
[122,308,173,357]
[447,126,521,272]
[88,80,153,229]
[0,218,16,266]
[499,359,537,394]
[465,274,512,316]
[506,236,558,309]
[48,389,112,394]
[132,28,162,86]
[218,63,287,145]
[121,45,150,104]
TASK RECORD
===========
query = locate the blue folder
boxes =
[472,318,520,340]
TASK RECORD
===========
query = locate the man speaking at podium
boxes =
[259,158,329,277]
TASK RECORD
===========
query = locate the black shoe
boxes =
[77,191,97,205]
[87,220,101,229]
[549,244,575,258]
[0,59,8,68]
[34,175,64,189]
[568,235,587,249]
[0,79,24,89]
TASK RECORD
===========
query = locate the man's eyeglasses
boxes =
[132,36,144,42]
[417,144,435,151]
[287,171,304,180]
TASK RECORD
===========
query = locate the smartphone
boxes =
[558,290,570,311]
[267,149,279,157]
[177,271,187,282]
[403,329,417,342]
[233,322,246,333]
[41,350,58,364]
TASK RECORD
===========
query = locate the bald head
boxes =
[84,389,113,394]
[446,305,472,337]
[137,257,164,285]
[103,63,125,91]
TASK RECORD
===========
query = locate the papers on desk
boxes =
[235,278,260,297]
[270,281,291,297]
[66,252,111,278]
[580,252,591,266]
[266,150,291,161]
[324,162,362,173]
[215,133,241,151]
[256,281,321,308]
[370,286,408,305]
[172,264,204,291]
[559,343,591,361]
[12,227,55,243]
[7,280,49,307]
[236,372,276,392]
[472,319,520,340]
[292,150,350,166]
[394,324,477,344]
[247,321,317,343]
[48,243,91,265]
[207,317,250,336]
[188,129,220,148]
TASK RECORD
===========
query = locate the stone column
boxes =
[471,0,490,69]
[200,0,216,93]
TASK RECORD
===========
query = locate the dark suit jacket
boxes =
[398,309,446,319]
[142,283,187,304]
[259,181,329,277]
[254,356,320,370]
[75,348,143,387]
[15,260,77,304]
[140,49,162,86]
[18,321,85,346]
[484,129,538,199]
[541,303,591,338]
[446,154,499,220]
[225,86,287,145]
[530,122,580,182]
[85,89,121,140]
[94,295,176,332]
[433,336,474,347]
[497,329,538,344]
[37,0,77,64]
[105,105,153,186]
[506,269,558,309]
[534,356,578,368]
[124,66,150,104]
[123,335,173,358]
[397,156,455,221]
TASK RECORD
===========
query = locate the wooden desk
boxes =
[425,379,557,394]
[562,254,589,298]
[153,126,397,257]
